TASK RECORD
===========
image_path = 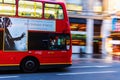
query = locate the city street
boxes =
[1,0,120,80]
[0,55,120,80]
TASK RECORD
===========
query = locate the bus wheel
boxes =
[20,57,39,73]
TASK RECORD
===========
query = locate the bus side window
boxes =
[44,3,64,19]
[57,10,64,19]
[0,3,16,16]
[49,14,55,19]
[49,34,70,50]
[18,1,42,18]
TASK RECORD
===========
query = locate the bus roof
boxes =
[35,0,64,4]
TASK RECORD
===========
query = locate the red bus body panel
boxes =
[0,0,72,68]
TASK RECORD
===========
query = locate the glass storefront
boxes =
[108,32,120,55]
[93,20,102,54]
[69,18,86,53]
[70,23,86,31]
[107,17,120,56]
[71,34,86,46]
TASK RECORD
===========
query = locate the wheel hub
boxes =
[25,60,35,69]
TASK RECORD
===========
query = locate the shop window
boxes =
[113,44,120,53]
[44,3,64,19]
[0,1,16,15]
[70,23,86,31]
[71,34,86,46]
[18,1,42,18]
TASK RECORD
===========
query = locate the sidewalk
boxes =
[72,53,117,64]
[72,53,119,63]
[72,53,107,60]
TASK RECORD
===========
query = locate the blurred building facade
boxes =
[65,0,105,55]
[55,0,120,56]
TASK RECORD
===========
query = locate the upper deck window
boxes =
[0,0,16,15]
[4,0,15,4]
[0,0,15,4]
[44,3,64,19]
[18,1,42,18]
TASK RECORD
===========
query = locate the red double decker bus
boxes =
[0,0,72,72]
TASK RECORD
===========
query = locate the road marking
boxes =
[0,76,19,79]
[57,71,117,75]
[70,65,112,68]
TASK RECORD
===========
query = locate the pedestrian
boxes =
[79,48,83,57]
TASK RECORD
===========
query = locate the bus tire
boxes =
[20,57,39,73]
